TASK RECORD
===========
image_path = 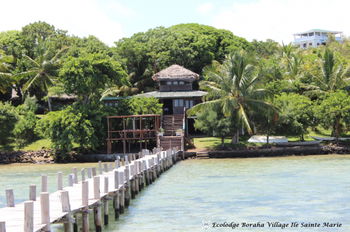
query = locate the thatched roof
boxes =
[152,64,199,81]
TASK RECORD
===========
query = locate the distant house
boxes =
[293,29,343,48]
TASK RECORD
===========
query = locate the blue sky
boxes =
[1,0,349,45]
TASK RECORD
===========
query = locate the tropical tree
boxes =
[59,53,128,104]
[314,90,350,141]
[194,104,233,147]
[310,49,349,93]
[0,50,14,94]
[15,46,68,108]
[114,23,249,92]
[273,93,314,141]
[190,51,275,143]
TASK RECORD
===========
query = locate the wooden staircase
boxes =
[159,114,185,150]
[162,114,184,136]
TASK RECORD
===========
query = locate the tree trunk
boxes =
[48,97,52,111]
[231,129,239,144]
[221,137,225,148]
[335,116,340,144]
[266,118,270,145]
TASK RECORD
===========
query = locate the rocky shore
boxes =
[1,143,350,164]
[0,150,54,164]
[208,144,350,158]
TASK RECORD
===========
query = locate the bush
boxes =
[36,106,95,157]
[13,111,38,147]
[13,97,39,147]
[0,102,18,146]
[128,97,163,115]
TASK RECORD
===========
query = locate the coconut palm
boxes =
[16,46,68,96]
[309,49,349,93]
[318,49,349,91]
[189,51,275,143]
[100,85,138,100]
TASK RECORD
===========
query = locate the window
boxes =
[309,43,312,46]
[185,100,190,108]
[184,100,194,108]
[166,81,172,85]
[303,43,307,48]
[174,99,184,107]
[173,81,178,85]
[316,32,320,36]
[179,81,185,85]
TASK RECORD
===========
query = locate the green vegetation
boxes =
[1,20,350,156]
[21,138,52,151]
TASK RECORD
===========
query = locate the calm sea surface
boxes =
[0,155,349,232]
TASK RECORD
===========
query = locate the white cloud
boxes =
[212,0,350,43]
[197,2,214,14]
[0,0,132,46]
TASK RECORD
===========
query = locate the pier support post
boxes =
[40,192,50,231]
[60,190,73,232]
[115,157,120,169]
[119,171,125,213]
[24,201,34,232]
[5,189,14,207]
[93,203,102,232]
[124,166,131,206]
[93,176,100,199]
[41,175,48,192]
[73,168,78,184]
[92,176,102,229]
[81,168,85,182]
[57,172,63,190]
[98,161,103,174]
[113,192,120,219]
[103,177,109,225]
[68,174,74,187]
[87,168,92,178]
[0,221,5,232]
[82,181,89,232]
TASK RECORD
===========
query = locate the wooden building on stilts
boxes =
[105,64,207,153]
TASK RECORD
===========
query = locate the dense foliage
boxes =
[114,24,249,91]
[0,102,18,145]
[1,20,350,153]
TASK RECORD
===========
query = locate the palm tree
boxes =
[100,85,138,100]
[309,49,349,93]
[15,47,68,110]
[189,51,275,143]
[16,46,68,97]
[317,49,349,91]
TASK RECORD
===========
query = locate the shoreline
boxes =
[1,144,350,164]
[188,144,350,159]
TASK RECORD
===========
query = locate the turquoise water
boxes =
[0,155,349,232]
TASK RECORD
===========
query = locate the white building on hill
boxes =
[293,29,343,48]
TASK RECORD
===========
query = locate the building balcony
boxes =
[294,35,342,43]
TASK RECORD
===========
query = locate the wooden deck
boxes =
[0,148,179,232]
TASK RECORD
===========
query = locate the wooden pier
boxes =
[0,148,180,232]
